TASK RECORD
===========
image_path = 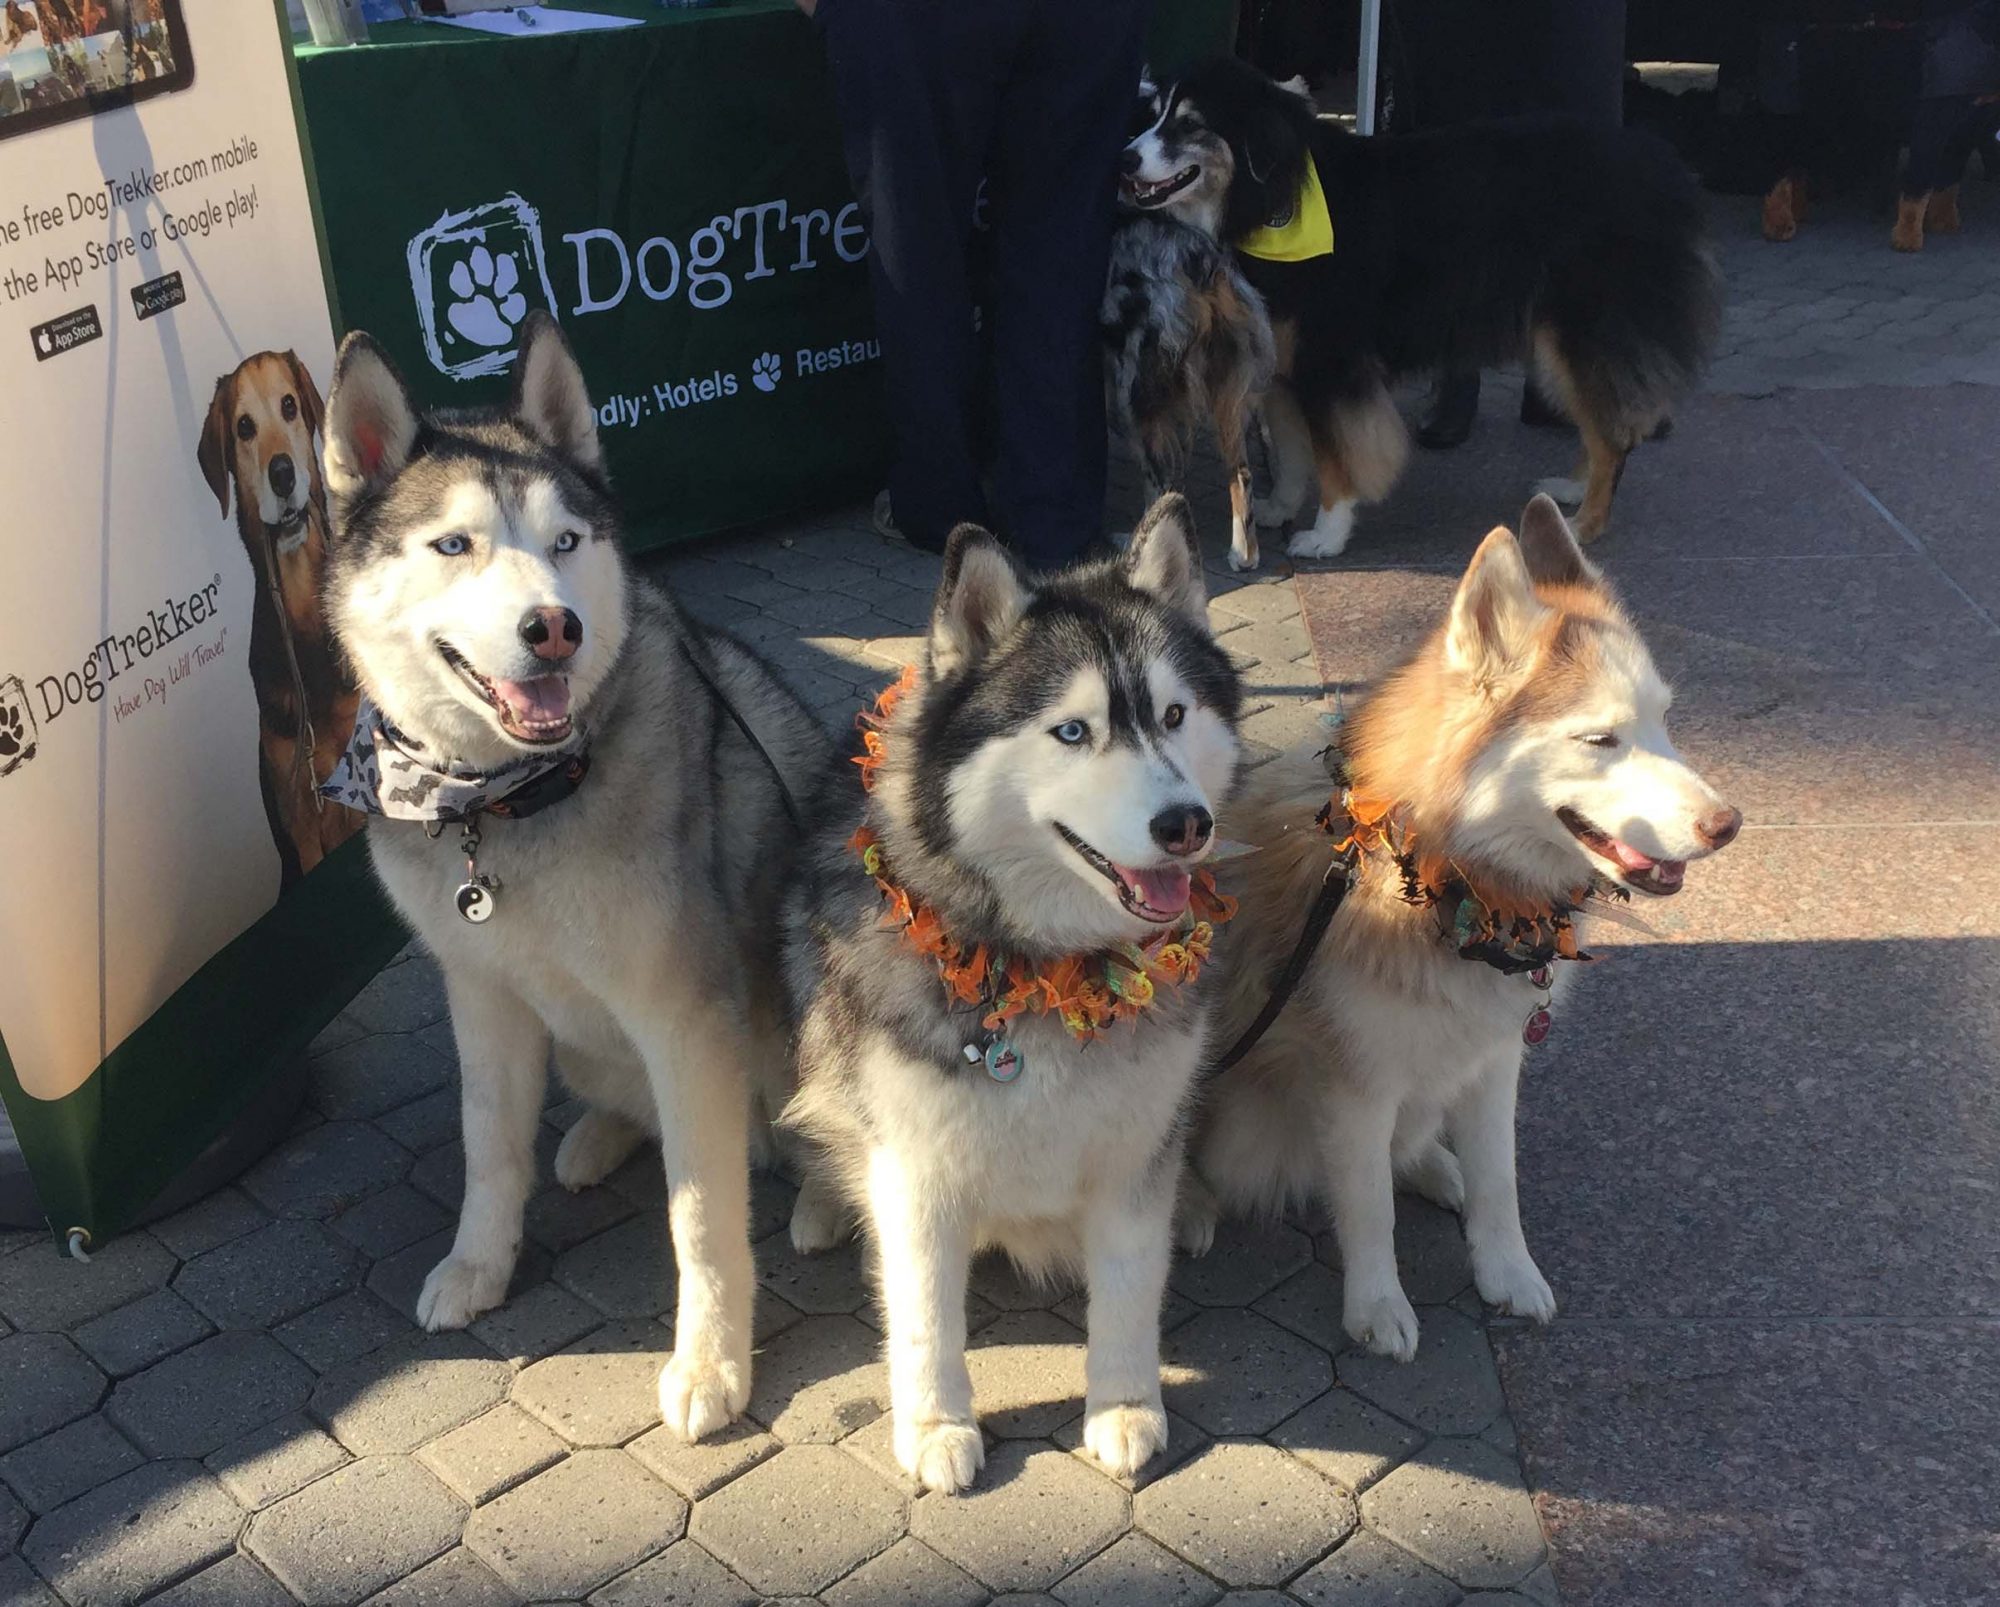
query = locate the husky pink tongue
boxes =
[493,675,571,731]
[1121,863,1192,916]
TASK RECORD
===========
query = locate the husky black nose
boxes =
[1695,805,1742,851]
[268,454,296,500]
[1120,147,1143,175]
[520,606,582,664]
[1150,805,1212,857]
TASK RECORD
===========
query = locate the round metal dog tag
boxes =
[456,880,496,924]
[1522,1006,1551,1047]
[984,1040,1024,1083]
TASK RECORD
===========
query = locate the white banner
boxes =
[0,0,353,1101]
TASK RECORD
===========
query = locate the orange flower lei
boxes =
[846,669,1236,1041]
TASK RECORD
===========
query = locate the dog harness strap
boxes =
[1207,850,1354,1076]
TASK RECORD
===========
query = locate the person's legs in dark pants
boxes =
[983,0,1151,569]
[819,0,1007,551]
[1896,95,1975,249]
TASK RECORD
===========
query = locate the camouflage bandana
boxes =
[322,696,586,824]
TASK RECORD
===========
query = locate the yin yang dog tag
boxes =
[456,876,498,923]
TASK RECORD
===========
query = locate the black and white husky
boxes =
[781,496,1245,1493]
[319,313,829,1443]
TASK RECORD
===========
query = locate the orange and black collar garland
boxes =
[1316,750,1624,978]
[846,669,1236,1076]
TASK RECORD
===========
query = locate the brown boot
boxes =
[1926,184,1962,234]
[1761,175,1800,242]
[1892,193,1928,252]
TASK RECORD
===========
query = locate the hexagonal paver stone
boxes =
[1251,1264,1348,1356]
[821,1536,983,1607]
[753,1229,872,1316]
[1168,1220,1314,1309]
[627,1419,778,1500]
[1051,1409,1211,1493]
[0,1483,23,1552]
[693,1444,904,1598]
[465,1450,684,1599]
[1289,1532,1459,1607]
[0,1332,105,1453]
[470,1281,602,1366]
[109,1331,315,1458]
[25,1461,243,1607]
[554,1217,675,1320]
[359,1547,518,1607]
[1161,1309,1333,1436]
[1338,1306,1504,1436]
[375,1090,459,1158]
[244,1121,414,1221]
[1269,1388,1426,1495]
[1391,1201,1474,1305]
[274,1291,415,1376]
[967,1310,1087,1438]
[0,1411,140,1514]
[1134,1441,1355,1588]
[72,1289,214,1378]
[746,1314,885,1444]
[333,1185,453,1261]
[310,1032,452,1121]
[421,1404,566,1504]
[344,955,449,1035]
[248,1455,465,1605]
[0,1556,62,1607]
[312,1331,511,1455]
[207,1414,351,1510]
[148,1188,270,1261]
[1359,1438,1545,1590]
[1052,1532,1220,1607]
[523,1183,636,1256]
[512,1320,668,1447]
[145,1552,297,1607]
[911,1442,1127,1594]
[0,1232,176,1331]
[587,1542,755,1607]
[176,1221,362,1330]
[968,1252,1069,1312]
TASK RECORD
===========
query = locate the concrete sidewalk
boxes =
[2,182,1996,1607]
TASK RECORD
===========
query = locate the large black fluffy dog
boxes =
[1122,57,1721,555]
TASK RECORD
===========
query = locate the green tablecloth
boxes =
[296,1,886,548]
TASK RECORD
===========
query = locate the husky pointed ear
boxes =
[1516,493,1599,589]
[512,311,602,472]
[1445,526,1549,685]
[1125,493,1207,626]
[929,525,1029,677]
[323,332,420,500]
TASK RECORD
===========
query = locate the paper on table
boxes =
[428,7,645,36]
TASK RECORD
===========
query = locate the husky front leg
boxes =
[866,1145,981,1494]
[1319,1087,1420,1361]
[420,971,550,1331]
[1450,1050,1556,1323]
[1080,1172,1175,1478]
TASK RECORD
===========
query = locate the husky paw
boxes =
[1083,1400,1168,1479]
[1174,1190,1218,1258]
[789,1173,849,1254]
[1398,1141,1465,1214]
[1344,1284,1422,1362]
[554,1109,642,1192]
[416,1255,510,1332]
[896,1416,985,1495]
[1533,475,1586,510]
[657,1350,750,1443]
[1473,1246,1557,1324]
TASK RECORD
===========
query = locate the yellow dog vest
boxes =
[1238,155,1334,262]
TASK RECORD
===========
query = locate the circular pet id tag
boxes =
[983,1039,1024,1083]
[1522,1005,1552,1047]
[456,877,498,924]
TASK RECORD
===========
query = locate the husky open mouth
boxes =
[1054,822,1192,924]
[437,639,574,746]
[1122,167,1201,208]
[1558,807,1685,897]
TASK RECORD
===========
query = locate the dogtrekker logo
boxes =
[0,676,39,780]
[405,189,870,381]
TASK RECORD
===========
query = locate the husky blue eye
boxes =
[1577,732,1619,749]
[554,531,581,554]
[431,534,469,557]
[1052,720,1089,746]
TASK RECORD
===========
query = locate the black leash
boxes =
[1207,848,1355,1076]
[677,639,810,836]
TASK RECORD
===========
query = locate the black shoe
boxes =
[1520,384,1571,430]
[1416,373,1480,450]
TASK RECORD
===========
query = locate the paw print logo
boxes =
[0,676,39,780]
[407,195,558,380]
[750,352,783,393]
[444,245,528,351]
